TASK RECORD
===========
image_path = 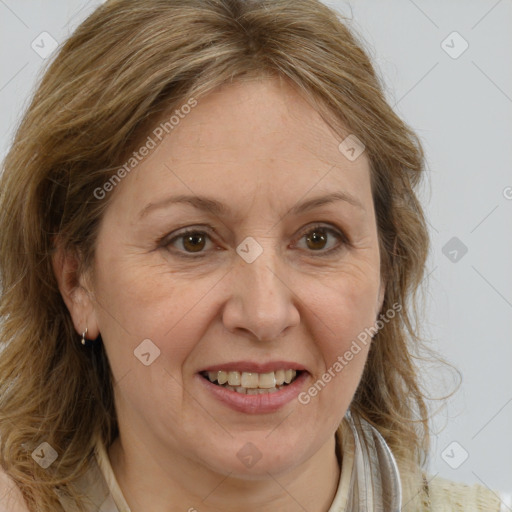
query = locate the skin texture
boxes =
[0,468,30,512]
[54,77,385,512]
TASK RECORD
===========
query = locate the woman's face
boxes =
[81,78,384,477]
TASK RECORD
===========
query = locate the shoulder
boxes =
[0,465,30,512]
[427,474,502,512]
[400,467,502,512]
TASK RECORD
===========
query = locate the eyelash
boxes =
[158,224,348,259]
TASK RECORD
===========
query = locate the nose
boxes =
[221,247,300,342]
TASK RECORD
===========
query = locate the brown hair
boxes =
[0,0,436,509]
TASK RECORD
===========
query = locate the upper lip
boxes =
[199,361,307,373]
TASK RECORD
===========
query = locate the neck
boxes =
[108,432,341,512]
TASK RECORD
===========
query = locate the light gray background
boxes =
[1,0,511,502]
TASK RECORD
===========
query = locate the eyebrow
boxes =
[138,191,365,219]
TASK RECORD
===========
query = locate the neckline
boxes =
[93,422,354,512]
[94,439,132,512]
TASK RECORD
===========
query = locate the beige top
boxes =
[70,425,504,512]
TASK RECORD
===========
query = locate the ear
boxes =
[52,242,100,341]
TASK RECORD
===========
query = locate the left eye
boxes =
[294,225,344,253]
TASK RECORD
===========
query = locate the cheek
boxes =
[308,269,380,342]
[301,276,377,410]
[92,253,218,366]
[300,267,379,399]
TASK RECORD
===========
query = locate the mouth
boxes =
[199,369,303,395]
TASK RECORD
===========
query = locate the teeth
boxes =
[205,369,299,390]
[275,369,285,386]
[258,372,277,389]
[227,371,241,386]
[217,371,228,385]
[241,372,259,388]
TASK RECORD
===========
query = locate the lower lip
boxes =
[197,372,309,414]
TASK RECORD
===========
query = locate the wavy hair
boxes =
[0,0,437,509]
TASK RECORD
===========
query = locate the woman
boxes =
[0,0,503,511]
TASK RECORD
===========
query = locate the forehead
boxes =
[111,77,373,217]
[161,78,356,168]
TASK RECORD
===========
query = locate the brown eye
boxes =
[181,232,207,252]
[163,229,215,256]
[305,229,328,250]
[295,224,345,255]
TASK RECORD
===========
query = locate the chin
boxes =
[194,433,311,479]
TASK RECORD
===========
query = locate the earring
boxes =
[81,327,88,346]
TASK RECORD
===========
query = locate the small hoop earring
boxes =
[81,327,88,346]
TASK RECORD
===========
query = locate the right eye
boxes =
[162,228,216,257]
